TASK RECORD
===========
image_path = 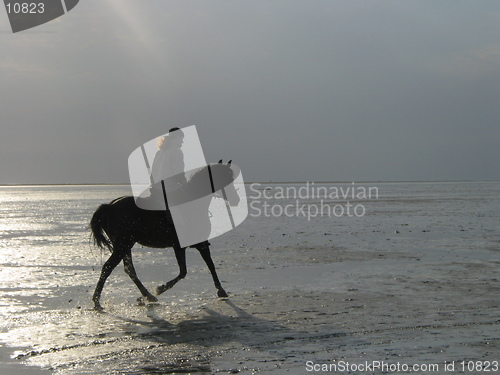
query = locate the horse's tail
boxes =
[90,203,113,252]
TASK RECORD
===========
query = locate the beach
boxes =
[0,182,499,374]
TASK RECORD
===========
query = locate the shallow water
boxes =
[0,182,499,374]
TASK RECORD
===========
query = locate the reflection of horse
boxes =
[90,161,240,311]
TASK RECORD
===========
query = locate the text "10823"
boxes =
[6,3,45,14]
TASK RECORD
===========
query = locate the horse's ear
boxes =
[228,160,232,165]
[218,159,223,164]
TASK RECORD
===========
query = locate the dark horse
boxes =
[90,161,239,311]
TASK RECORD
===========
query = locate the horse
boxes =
[90,161,240,311]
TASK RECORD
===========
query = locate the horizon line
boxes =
[1,179,499,187]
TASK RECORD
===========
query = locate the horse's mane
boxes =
[188,163,234,186]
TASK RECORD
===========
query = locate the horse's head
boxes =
[210,160,240,206]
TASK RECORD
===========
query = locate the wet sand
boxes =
[1,182,499,374]
[5,231,499,374]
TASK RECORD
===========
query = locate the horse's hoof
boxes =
[147,295,158,303]
[217,290,228,298]
[156,285,166,295]
[94,304,104,312]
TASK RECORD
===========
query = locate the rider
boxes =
[149,127,187,209]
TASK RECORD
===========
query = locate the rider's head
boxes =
[157,128,184,149]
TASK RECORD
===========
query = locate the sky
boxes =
[1,0,499,184]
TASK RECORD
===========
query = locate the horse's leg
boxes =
[196,241,228,298]
[156,246,187,295]
[123,250,158,303]
[92,250,124,311]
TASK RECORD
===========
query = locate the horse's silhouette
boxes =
[90,161,239,311]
